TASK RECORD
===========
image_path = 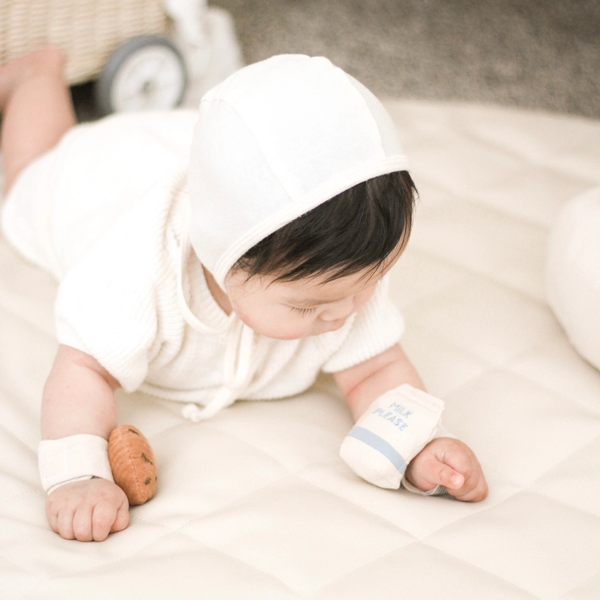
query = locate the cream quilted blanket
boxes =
[1,100,599,599]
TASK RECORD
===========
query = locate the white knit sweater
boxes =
[2,103,406,415]
[54,168,404,406]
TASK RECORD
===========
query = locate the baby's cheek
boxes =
[235,310,265,334]
[267,316,312,340]
[230,304,265,334]
[355,286,376,309]
[236,308,308,340]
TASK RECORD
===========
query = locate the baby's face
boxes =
[223,250,402,340]
[224,270,378,340]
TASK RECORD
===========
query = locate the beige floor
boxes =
[1,98,599,600]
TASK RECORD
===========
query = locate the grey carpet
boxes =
[212,0,600,120]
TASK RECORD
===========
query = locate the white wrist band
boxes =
[340,384,444,490]
[38,434,114,495]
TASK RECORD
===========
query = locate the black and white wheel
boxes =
[95,35,188,115]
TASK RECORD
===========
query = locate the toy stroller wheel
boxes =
[95,35,187,115]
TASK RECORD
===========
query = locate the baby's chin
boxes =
[317,319,347,334]
[299,321,347,339]
[257,328,313,341]
[237,321,306,341]
[253,324,343,341]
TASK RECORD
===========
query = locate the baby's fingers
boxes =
[433,462,465,491]
[97,497,129,540]
[112,501,130,534]
[72,503,95,542]
[53,505,77,540]
[46,479,130,542]
[405,438,488,502]
[92,501,120,542]
[450,470,489,502]
[443,449,488,502]
[405,455,465,493]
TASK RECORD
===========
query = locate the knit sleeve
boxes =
[54,194,169,393]
[321,275,405,373]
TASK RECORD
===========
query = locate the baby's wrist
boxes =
[432,422,458,440]
[38,434,114,495]
[46,475,95,495]
[400,475,448,496]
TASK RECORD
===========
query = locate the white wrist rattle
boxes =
[340,384,444,490]
[38,434,114,494]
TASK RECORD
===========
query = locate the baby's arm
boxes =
[41,345,129,541]
[333,344,425,421]
[333,344,488,502]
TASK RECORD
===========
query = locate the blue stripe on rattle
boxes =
[346,427,407,474]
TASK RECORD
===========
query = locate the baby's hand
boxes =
[404,437,488,502]
[46,478,129,541]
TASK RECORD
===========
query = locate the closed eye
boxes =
[291,306,317,316]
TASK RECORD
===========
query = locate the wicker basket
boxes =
[0,0,170,85]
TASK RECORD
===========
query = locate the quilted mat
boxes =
[1,99,599,599]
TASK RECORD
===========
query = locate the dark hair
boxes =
[233,170,417,282]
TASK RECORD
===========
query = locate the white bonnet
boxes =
[187,54,409,288]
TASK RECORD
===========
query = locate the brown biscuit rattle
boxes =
[108,425,157,505]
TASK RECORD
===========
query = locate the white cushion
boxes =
[546,187,600,371]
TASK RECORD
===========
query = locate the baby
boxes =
[0,48,487,542]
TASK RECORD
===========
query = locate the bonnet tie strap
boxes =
[177,204,264,421]
[181,318,256,422]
